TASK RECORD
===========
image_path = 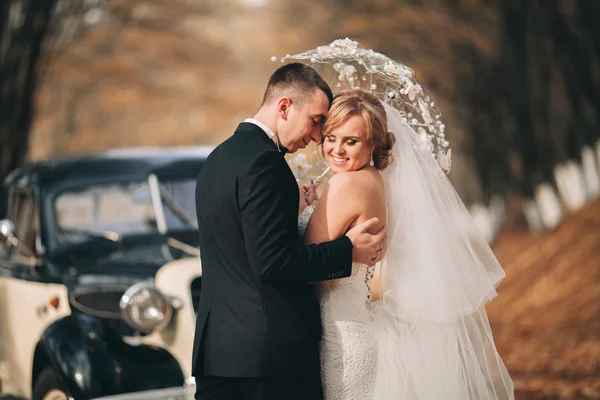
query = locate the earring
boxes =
[369,156,374,167]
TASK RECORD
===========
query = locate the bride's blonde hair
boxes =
[322,89,396,170]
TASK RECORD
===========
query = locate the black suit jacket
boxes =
[191,122,353,378]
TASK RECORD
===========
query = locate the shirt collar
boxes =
[244,118,280,151]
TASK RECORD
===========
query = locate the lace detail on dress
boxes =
[316,264,377,400]
[297,205,315,238]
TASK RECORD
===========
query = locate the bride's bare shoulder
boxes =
[327,169,383,196]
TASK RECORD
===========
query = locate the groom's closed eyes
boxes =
[312,115,325,127]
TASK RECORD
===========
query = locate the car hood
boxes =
[52,234,197,282]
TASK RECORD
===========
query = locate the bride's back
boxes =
[304,167,385,301]
[303,168,386,243]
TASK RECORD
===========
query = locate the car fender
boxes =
[126,257,202,380]
[0,273,70,398]
[36,312,184,399]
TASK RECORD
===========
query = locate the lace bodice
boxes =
[297,205,314,237]
[315,263,373,318]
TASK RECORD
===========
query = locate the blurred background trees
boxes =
[0,0,55,217]
[2,3,600,397]
[1,0,600,237]
[468,0,600,235]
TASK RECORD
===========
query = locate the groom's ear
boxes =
[277,97,292,120]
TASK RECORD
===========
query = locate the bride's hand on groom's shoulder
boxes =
[346,218,387,267]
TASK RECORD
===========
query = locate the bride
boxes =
[299,88,513,400]
[293,39,514,400]
[299,89,389,399]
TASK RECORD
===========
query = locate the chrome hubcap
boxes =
[43,389,68,400]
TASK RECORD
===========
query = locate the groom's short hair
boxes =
[262,63,333,108]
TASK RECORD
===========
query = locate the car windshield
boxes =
[156,178,198,230]
[55,178,197,245]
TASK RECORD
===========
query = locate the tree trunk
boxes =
[0,0,55,217]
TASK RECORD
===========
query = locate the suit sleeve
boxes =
[239,151,353,282]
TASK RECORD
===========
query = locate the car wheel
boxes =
[32,367,69,400]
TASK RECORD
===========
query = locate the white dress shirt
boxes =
[244,118,280,151]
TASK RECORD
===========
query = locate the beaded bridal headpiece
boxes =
[274,38,451,174]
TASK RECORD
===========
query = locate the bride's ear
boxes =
[277,97,292,120]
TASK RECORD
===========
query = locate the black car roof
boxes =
[4,146,214,188]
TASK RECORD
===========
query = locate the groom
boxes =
[192,63,386,400]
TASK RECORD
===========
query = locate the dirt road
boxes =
[489,199,600,399]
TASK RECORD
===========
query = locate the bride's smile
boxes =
[323,115,373,173]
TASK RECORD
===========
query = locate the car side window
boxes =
[6,188,40,265]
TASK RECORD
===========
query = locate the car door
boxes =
[0,187,70,398]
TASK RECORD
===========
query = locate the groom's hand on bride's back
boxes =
[345,218,387,267]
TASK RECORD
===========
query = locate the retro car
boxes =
[0,147,209,400]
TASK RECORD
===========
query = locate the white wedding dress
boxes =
[316,262,377,400]
[298,212,378,400]
[299,207,512,400]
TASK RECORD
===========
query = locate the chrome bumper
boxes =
[92,380,196,400]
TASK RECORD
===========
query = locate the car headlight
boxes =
[120,281,173,334]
